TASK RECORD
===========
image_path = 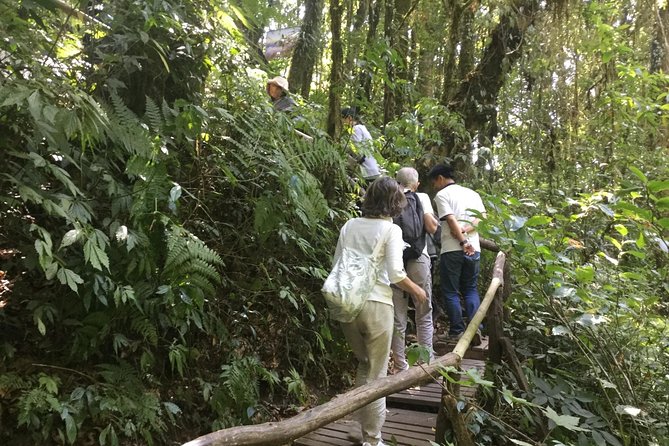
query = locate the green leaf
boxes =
[659,217,669,229]
[60,229,82,249]
[575,266,594,283]
[525,215,552,227]
[57,268,84,292]
[648,180,669,193]
[84,239,109,271]
[628,166,647,184]
[656,196,669,210]
[163,402,182,414]
[505,215,528,231]
[613,224,628,236]
[544,406,588,431]
[620,271,643,280]
[63,412,77,444]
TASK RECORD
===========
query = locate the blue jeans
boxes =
[440,251,481,335]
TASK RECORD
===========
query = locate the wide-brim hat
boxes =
[267,76,289,92]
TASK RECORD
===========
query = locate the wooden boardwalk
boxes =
[294,338,488,446]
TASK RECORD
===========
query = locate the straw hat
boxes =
[267,76,289,92]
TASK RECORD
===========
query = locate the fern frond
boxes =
[144,96,163,133]
[130,316,158,346]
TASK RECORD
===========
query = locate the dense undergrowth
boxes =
[1,1,668,446]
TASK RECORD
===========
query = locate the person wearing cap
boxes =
[428,163,486,345]
[341,107,381,183]
[266,76,296,112]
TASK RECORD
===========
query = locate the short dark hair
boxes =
[341,107,359,120]
[427,164,456,181]
[361,177,407,218]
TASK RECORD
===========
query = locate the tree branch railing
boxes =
[183,250,507,446]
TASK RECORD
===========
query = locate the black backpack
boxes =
[393,191,426,262]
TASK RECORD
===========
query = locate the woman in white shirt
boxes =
[331,177,426,446]
[341,107,382,183]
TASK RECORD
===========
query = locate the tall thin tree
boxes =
[288,0,324,98]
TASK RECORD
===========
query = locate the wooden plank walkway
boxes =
[294,338,488,446]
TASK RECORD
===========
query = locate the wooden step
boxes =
[387,358,485,410]
[432,335,489,361]
[293,407,438,446]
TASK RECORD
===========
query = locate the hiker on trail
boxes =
[428,164,487,345]
[341,107,381,185]
[266,76,296,112]
[332,177,426,446]
[391,167,439,374]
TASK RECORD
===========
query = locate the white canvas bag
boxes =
[322,222,392,323]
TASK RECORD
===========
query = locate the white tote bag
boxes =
[322,223,391,323]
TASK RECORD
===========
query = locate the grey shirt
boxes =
[273,95,297,112]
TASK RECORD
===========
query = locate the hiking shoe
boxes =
[472,329,482,347]
[436,332,462,342]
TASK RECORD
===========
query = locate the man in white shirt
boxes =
[341,107,381,182]
[428,164,486,344]
[391,167,439,373]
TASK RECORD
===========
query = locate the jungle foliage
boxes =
[0,0,667,445]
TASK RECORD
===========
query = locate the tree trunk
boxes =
[327,0,345,138]
[382,0,396,125]
[439,1,463,106]
[358,0,383,102]
[288,0,325,98]
[393,0,413,117]
[444,0,539,174]
[650,2,669,73]
[345,0,370,83]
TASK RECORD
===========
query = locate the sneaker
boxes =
[362,442,387,446]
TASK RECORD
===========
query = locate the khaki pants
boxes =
[341,300,394,445]
[391,253,434,372]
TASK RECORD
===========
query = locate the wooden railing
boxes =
[183,250,507,446]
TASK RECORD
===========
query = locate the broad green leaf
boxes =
[525,215,552,227]
[163,402,182,414]
[63,412,77,444]
[635,232,646,248]
[620,271,643,280]
[36,317,46,336]
[656,196,669,210]
[648,180,669,193]
[575,314,608,326]
[27,90,42,120]
[505,215,527,231]
[575,266,594,283]
[623,250,645,260]
[659,217,669,229]
[600,430,623,446]
[552,325,570,336]
[544,406,588,431]
[628,166,647,184]
[60,229,82,249]
[553,286,575,299]
[613,224,628,236]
